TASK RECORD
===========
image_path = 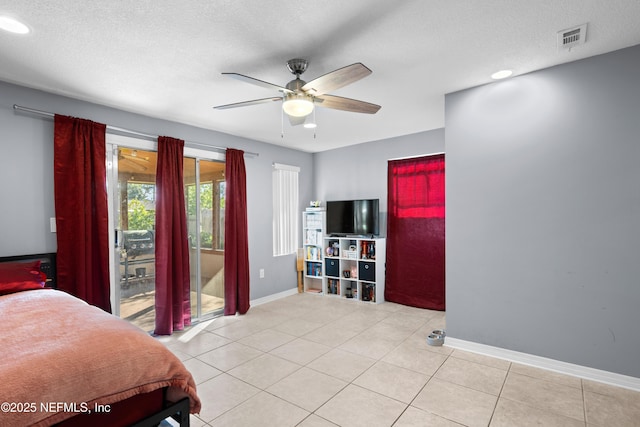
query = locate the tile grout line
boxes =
[486,361,512,426]
[396,345,457,425]
[581,378,588,427]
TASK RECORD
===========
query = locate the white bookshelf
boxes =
[302,208,325,294]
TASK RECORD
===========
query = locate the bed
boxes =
[0,253,201,427]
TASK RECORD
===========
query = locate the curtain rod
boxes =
[12,104,259,158]
[387,152,445,161]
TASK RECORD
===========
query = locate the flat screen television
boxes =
[326,199,379,236]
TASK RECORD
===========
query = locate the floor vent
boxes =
[557,23,587,50]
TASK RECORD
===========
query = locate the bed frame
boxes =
[0,253,192,427]
[1,252,57,288]
[131,396,190,427]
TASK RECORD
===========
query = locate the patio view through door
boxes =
[184,157,226,322]
[107,136,225,331]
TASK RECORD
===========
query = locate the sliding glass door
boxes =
[107,135,225,331]
[184,157,226,319]
[115,147,158,331]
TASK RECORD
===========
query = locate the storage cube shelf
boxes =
[302,208,386,303]
[322,236,386,303]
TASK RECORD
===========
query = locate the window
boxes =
[272,163,300,256]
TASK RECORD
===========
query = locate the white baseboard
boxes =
[250,287,299,307]
[445,337,640,392]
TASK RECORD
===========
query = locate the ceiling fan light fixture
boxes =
[283,93,314,117]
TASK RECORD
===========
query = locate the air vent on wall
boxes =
[557,24,588,50]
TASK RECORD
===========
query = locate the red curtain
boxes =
[154,136,191,335]
[385,154,445,310]
[53,115,111,312]
[224,148,250,315]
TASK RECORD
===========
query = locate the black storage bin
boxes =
[358,261,375,282]
[325,258,339,277]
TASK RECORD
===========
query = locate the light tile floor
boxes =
[157,293,640,427]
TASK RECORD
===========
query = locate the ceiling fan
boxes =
[214,59,381,126]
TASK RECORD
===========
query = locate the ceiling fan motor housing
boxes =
[285,78,306,92]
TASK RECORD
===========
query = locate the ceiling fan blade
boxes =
[288,115,307,126]
[315,94,381,114]
[301,63,372,96]
[214,97,282,110]
[222,73,293,93]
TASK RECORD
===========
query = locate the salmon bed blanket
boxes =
[0,289,201,426]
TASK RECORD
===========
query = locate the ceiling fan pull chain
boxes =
[281,105,284,138]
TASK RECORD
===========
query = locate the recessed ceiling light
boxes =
[0,16,30,34]
[491,69,513,80]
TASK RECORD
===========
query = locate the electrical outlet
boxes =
[259,269,265,279]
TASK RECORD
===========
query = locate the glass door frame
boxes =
[106,133,225,321]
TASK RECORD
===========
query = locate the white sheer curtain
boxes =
[272,163,299,256]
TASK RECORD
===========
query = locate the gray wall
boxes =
[0,81,313,300]
[313,129,445,236]
[445,44,640,377]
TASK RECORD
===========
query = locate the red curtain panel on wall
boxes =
[385,154,445,310]
[154,136,191,335]
[224,148,250,315]
[53,115,111,312]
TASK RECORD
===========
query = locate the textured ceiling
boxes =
[1,1,640,152]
